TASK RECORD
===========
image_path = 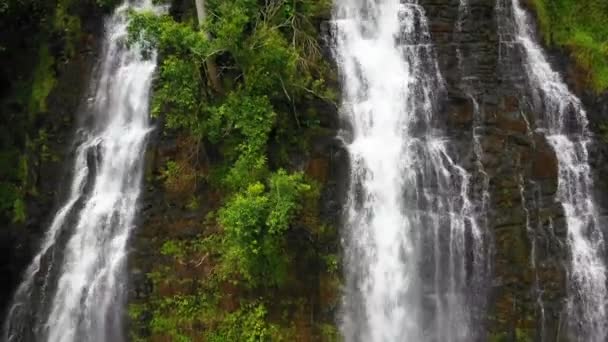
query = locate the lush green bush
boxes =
[219,171,311,286]
[207,303,279,342]
[530,0,608,91]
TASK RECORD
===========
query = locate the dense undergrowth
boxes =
[529,0,608,91]
[127,0,340,340]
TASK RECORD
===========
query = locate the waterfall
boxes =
[2,1,160,341]
[502,0,608,340]
[333,0,485,340]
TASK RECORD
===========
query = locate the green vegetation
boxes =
[207,304,280,342]
[530,0,608,91]
[0,0,97,223]
[219,171,312,286]
[127,0,339,340]
[489,328,533,342]
[29,44,56,114]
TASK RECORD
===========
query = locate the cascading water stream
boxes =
[500,0,608,340]
[333,0,485,340]
[455,0,491,294]
[2,1,160,341]
[519,173,548,341]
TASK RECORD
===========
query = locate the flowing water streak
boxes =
[455,0,491,295]
[333,0,481,340]
[519,174,547,341]
[3,1,161,341]
[520,110,548,341]
[508,0,607,339]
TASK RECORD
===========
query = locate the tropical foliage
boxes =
[530,0,608,91]
[126,0,338,340]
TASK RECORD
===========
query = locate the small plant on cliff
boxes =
[207,303,279,342]
[219,170,311,286]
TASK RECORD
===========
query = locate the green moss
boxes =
[29,44,56,114]
[12,197,26,223]
[528,0,549,36]
[0,0,108,222]
[54,0,82,57]
[530,0,608,91]
[489,328,533,342]
[0,182,18,213]
[319,324,340,342]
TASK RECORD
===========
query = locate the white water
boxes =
[509,0,607,340]
[3,1,160,341]
[519,173,548,341]
[456,0,491,288]
[333,0,483,340]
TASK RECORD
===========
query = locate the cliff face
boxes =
[422,0,608,340]
[127,0,608,340]
[0,0,106,318]
[1,0,606,341]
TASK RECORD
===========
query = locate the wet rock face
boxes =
[419,0,600,340]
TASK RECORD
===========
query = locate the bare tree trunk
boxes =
[194,0,223,93]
